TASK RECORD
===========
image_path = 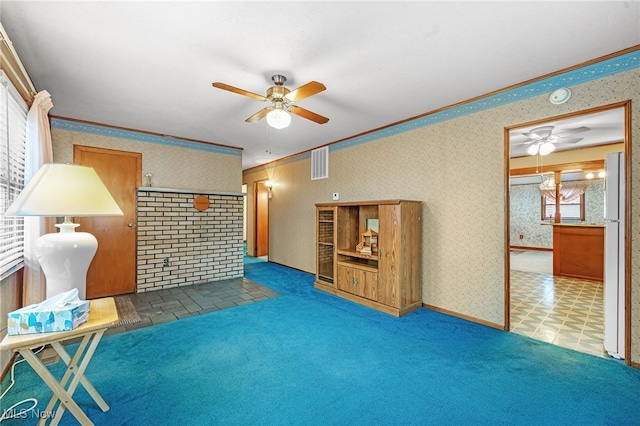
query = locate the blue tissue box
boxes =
[7,301,90,336]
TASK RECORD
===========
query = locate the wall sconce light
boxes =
[265,181,273,199]
[549,88,571,105]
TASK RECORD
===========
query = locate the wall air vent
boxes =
[311,146,329,180]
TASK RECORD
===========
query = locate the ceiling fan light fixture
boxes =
[266,109,291,129]
[527,144,540,156]
[539,141,556,156]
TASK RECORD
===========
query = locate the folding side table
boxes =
[0,297,118,425]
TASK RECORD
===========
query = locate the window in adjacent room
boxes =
[0,71,28,278]
[541,193,585,222]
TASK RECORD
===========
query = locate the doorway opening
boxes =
[505,102,629,361]
[253,180,270,259]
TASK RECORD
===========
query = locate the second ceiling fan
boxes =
[522,125,590,155]
[212,74,329,129]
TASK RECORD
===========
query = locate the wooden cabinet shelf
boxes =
[337,249,378,261]
[315,199,422,317]
[337,259,378,273]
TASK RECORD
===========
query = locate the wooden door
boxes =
[254,181,269,257]
[74,145,141,298]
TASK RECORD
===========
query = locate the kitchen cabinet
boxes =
[551,223,604,281]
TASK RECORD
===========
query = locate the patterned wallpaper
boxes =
[244,66,640,363]
[510,179,605,248]
[51,125,242,192]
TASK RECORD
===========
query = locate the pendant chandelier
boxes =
[539,176,560,191]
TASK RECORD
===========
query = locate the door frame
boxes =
[504,100,632,363]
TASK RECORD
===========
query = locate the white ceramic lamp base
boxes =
[35,222,98,300]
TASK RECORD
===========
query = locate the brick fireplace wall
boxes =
[137,188,244,292]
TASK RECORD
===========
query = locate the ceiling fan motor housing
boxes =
[267,85,290,102]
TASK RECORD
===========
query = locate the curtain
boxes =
[558,181,587,202]
[540,181,587,203]
[23,90,54,305]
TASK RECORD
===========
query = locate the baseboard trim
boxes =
[265,260,314,276]
[423,303,506,331]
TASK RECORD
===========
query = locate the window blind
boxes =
[0,71,28,278]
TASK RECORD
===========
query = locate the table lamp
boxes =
[4,163,124,300]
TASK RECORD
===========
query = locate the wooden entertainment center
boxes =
[314,199,422,317]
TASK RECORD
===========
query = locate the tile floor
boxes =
[510,264,606,358]
[104,277,280,336]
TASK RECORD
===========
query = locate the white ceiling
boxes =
[1,2,638,170]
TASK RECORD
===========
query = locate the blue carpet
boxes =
[2,259,640,425]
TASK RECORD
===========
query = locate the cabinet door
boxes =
[378,202,422,309]
[377,204,401,307]
[337,265,377,300]
[317,207,336,285]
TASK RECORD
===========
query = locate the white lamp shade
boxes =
[539,142,556,156]
[4,163,123,217]
[527,141,556,156]
[266,109,291,129]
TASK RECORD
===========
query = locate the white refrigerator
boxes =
[603,151,625,359]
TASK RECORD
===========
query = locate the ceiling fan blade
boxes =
[556,126,591,136]
[288,106,329,124]
[523,125,554,140]
[212,82,268,101]
[284,81,326,102]
[245,107,273,123]
[558,137,584,144]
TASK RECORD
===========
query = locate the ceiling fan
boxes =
[212,74,329,129]
[521,125,590,155]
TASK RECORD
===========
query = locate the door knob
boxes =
[128,223,136,227]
